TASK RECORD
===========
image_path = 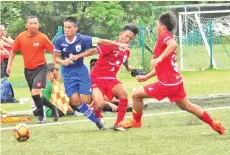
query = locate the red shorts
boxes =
[144,81,186,102]
[92,78,121,100]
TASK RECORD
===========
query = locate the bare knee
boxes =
[118,91,128,99]
[70,98,81,107]
[132,91,143,101]
[81,98,92,105]
[97,100,105,109]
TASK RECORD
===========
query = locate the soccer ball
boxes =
[13,123,31,142]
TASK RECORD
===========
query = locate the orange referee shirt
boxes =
[12,31,54,69]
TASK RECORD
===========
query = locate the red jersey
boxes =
[153,32,182,86]
[91,44,130,79]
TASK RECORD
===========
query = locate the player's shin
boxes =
[201,111,213,127]
[93,102,103,118]
[132,99,143,123]
[77,102,100,123]
[32,95,44,117]
[115,98,128,126]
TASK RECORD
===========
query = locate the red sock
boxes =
[132,110,143,123]
[93,102,103,118]
[115,98,128,126]
[201,111,213,127]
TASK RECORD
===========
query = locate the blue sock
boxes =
[77,103,99,123]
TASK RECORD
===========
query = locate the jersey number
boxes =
[171,53,179,72]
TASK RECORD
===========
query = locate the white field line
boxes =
[1,106,230,131]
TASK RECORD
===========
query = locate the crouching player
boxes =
[70,23,139,131]
[118,12,225,135]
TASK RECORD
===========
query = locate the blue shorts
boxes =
[62,65,92,97]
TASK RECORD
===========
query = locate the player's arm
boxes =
[55,52,72,67]
[136,69,156,82]
[6,50,17,76]
[104,101,118,112]
[54,37,72,66]
[0,39,12,47]
[123,60,134,72]
[97,39,129,50]
[70,48,98,61]
[43,35,57,67]
[152,38,177,68]
[1,36,14,45]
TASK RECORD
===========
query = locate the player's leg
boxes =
[118,87,151,128]
[27,64,47,124]
[42,96,59,121]
[92,87,105,118]
[112,83,129,126]
[175,97,225,135]
[78,81,105,130]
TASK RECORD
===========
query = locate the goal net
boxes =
[179,10,230,71]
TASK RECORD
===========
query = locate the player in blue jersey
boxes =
[54,17,128,130]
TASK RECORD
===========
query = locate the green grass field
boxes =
[183,44,230,70]
[1,108,230,155]
[1,49,230,155]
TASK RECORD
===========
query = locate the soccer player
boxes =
[118,12,225,135]
[6,16,56,124]
[70,23,139,131]
[54,17,129,130]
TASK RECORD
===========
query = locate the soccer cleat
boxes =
[113,125,127,131]
[118,119,142,129]
[52,106,59,122]
[38,116,46,124]
[212,121,225,135]
[96,119,106,130]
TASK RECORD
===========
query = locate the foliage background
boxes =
[1,1,229,39]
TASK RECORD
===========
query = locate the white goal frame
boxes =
[178,10,230,71]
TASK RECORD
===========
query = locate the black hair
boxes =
[64,17,77,26]
[26,15,38,22]
[47,63,58,72]
[90,59,98,69]
[121,23,139,35]
[159,12,177,32]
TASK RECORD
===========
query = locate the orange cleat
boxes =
[118,119,142,129]
[212,121,225,135]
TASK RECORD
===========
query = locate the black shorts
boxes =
[24,63,47,90]
[1,58,9,78]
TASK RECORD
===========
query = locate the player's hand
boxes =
[117,43,130,51]
[151,57,162,68]
[110,104,118,112]
[136,75,148,82]
[69,54,80,61]
[62,59,72,66]
[127,65,134,72]
[6,66,11,76]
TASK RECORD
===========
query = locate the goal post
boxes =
[178,10,230,71]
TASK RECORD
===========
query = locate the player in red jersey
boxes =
[70,23,139,131]
[119,12,225,135]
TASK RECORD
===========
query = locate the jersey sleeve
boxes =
[82,35,100,50]
[54,36,62,53]
[12,35,21,53]
[43,35,54,53]
[162,34,174,45]
[96,45,115,56]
